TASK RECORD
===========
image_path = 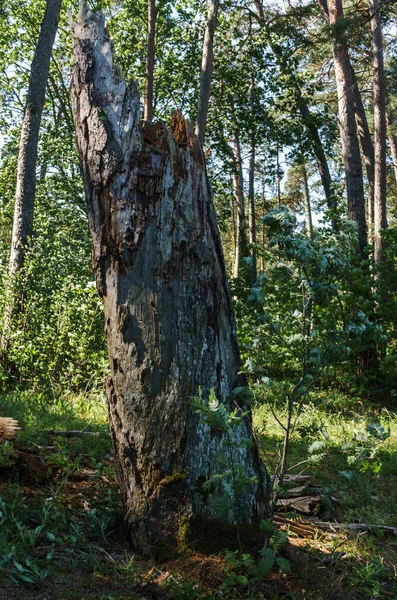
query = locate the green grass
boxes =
[0,386,396,599]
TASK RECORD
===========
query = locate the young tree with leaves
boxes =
[1,0,62,349]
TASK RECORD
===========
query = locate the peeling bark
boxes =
[70,7,268,556]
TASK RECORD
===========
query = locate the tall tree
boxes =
[253,0,337,222]
[318,0,375,235]
[326,0,367,256]
[248,74,257,282]
[370,0,388,263]
[144,0,156,121]
[1,0,62,349]
[195,0,219,145]
[232,133,249,279]
[70,6,268,555]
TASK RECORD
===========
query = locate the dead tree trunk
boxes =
[70,7,267,557]
[195,0,219,145]
[144,0,156,122]
[370,0,388,264]
[327,0,367,257]
[1,0,62,349]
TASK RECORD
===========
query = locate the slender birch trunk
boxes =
[70,7,268,556]
[144,0,156,121]
[232,134,248,279]
[248,79,257,283]
[327,0,367,257]
[302,163,313,240]
[370,0,388,264]
[1,0,62,349]
[195,0,219,145]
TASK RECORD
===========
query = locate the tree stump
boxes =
[70,5,268,556]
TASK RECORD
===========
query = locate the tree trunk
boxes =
[232,134,249,279]
[370,0,388,264]
[195,0,219,145]
[254,0,337,224]
[302,163,313,240]
[350,67,375,238]
[327,0,367,257]
[297,100,337,219]
[387,111,397,186]
[70,7,268,557]
[144,0,156,121]
[320,0,375,234]
[1,0,62,349]
[248,80,257,283]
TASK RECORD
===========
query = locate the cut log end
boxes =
[0,417,21,443]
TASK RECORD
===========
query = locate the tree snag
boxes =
[70,6,268,556]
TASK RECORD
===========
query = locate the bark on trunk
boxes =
[370,0,388,264]
[327,0,367,257]
[1,0,62,348]
[195,0,219,145]
[232,135,249,279]
[70,7,268,556]
[144,0,156,122]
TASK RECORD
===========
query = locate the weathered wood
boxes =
[0,417,20,443]
[70,5,268,556]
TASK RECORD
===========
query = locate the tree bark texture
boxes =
[144,0,156,122]
[70,7,267,556]
[370,0,388,263]
[2,0,62,347]
[327,0,367,257]
[232,135,249,279]
[195,0,219,145]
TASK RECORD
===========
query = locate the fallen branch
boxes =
[43,430,107,438]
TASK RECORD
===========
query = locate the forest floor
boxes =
[0,387,396,599]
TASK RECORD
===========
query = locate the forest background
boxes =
[0,0,397,598]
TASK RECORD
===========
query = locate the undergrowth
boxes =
[0,387,395,599]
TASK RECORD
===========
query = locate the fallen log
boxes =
[0,417,20,442]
